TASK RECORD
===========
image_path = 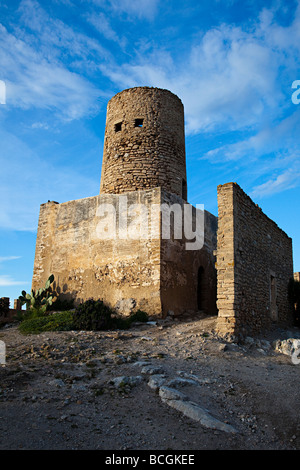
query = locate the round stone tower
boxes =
[99,87,187,200]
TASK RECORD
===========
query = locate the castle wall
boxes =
[216,183,294,337]
[100,87,187,199]
[160,191,217,316]
[32,188,218,318]
[32,189,162,316]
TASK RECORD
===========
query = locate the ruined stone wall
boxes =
[32,187,218,318]
[160,191,217,316]
[217,183,294,337]
[294,272,300,282]
[32,189,162,316]
[100,87,187,199]
[0,297,21,323]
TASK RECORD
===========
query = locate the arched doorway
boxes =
[197,266,204,310]
[182,179,187,201]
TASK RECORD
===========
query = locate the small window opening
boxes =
[115,122,122,132]
[197,266,204,311]
[134,118,144,128]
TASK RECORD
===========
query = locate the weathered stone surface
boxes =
[115,298,136,316]
[273,338,300,356]
[100,87,187,199]
[147,374,167,390]
[160,192,217,316]
[166,377,198,388]
[177,371,215,385]
[159,386,237,433]
[159,386,187,402]
[32,188,218,317]
[141,365,164,375]
[110,376,143,388]
[216,183,294,337]
[32,190,162,316]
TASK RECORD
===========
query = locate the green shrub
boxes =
[18,298,149,334]
[19,311,74,335]
[72,299,116,331]
[47,297,75,312]
[16,306,46,322]
[128,309,148,323]
[72,300,149,331]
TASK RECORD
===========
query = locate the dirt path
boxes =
[1,314,300,450]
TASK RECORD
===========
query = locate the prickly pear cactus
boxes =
[19,274,55,312]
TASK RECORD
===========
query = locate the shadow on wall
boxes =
[49,281,81,309]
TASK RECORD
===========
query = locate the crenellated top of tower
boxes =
[99,86,187,200]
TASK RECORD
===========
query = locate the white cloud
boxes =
[0,23,102,120]
[18,0,110,60]
[258,3,300,56]
[0,275,28,286]
[100,5,300,135]
[110,0,159,20]
[85,12,126,47]
[203,111,300,163]
[97,2,300,199]
[31,122,50,130]
[0,256,21,263]
[0,0,112,121]
[251,168,300,199]
[90,0,159,20]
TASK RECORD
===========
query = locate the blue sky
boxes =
[0,0,300,305]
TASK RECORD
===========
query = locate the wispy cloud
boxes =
[0,0,299,239]
[0,25,101,120]
[89,0,159,20]
[31,122,50,130]
[0,0,110,120]
[100,4,300,135]
[0,256,21,263]
[251,168,300,199]
[203,111,300,163]
[18,0,110,60]
[0,275,28,286]
[109,0,159,20]
[85,12,127,47]
[96,2,300,198]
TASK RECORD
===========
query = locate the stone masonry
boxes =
[32,188,217,317]
[32,189,162,316]
[216,182,294,337]
[0,297,21,324]
[100,87,187,199]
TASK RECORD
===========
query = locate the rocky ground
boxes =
[0,313,300,451]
